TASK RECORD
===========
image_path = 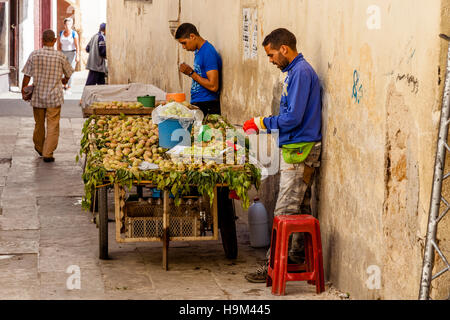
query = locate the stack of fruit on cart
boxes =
[79,114,261,211]
[91,101,145,110]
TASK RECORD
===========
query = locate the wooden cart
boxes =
[95,181,238,270]
[82,106,159,118]
[82,108,239,270]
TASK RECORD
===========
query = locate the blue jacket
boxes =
[263,54,322,147]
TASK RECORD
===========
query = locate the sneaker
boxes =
[245,264,268,283]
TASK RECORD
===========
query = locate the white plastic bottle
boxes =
[248,197,270,248]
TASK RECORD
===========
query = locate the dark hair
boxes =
[262,28,297,51]
[175,23,200,39]
[42,29,56,43]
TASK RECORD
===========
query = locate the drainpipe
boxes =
[168,0,182,90]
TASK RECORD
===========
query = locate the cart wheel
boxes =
[218,189,238,259]
[98,187,109,260]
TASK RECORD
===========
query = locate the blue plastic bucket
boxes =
[151,188,162,198]
[158,119,193,149]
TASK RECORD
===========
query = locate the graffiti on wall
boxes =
[352,70,364,104]
[396,73,419,94]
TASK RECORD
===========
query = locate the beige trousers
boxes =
[266,142,322,260]
[33,107,61,158]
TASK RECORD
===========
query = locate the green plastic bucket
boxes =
[137,95,156,108]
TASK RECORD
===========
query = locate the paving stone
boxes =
[0,254,40,299]
[0,163,11,176]
[0,230,39,254]
[39,270,106,300]
[0,214,40,231]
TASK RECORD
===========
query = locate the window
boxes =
[0,1,9,71]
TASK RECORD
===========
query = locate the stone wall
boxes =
[107,0,450,299]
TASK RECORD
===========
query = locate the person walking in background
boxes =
[85,23,107,86]
[57,17,80,93]
[21,30,74,163]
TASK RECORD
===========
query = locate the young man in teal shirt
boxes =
[244,28,323,283]
[175,23,223,116]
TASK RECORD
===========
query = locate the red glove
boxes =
[229,190,241,200]
[243,117,266,135]
[226,140,238,151]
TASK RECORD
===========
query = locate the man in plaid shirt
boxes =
[21,30,74,163]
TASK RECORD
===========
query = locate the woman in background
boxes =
[58,18,80,93]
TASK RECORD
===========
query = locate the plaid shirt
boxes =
[22,46,74,108]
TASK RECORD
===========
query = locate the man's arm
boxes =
[180,64,219,92]
[192,70,219,92]
[263,70,311,132]
[21,54,33,101]
[21,75,31,101]
[98,34,107,59]
[74,33,80,63]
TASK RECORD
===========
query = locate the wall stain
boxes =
[396,73,419,94]
[438,66,442,86]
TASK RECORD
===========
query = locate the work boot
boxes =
[245,263,268,283]
[43,157,55,163]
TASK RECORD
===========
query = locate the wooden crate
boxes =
[114,184,219,243]
[82,102,163,118]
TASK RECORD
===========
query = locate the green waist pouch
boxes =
[282,142,315,164]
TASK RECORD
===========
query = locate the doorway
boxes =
[34,0,52,49]
[9,0,19,87]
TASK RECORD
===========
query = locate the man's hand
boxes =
[21,75,31,102]
[243,117,266,135]
[75,53,80,63]
[179,63,194,76]
[21,87,31,102]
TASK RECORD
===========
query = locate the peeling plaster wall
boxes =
[107,0,450,299]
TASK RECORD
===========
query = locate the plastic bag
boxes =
[152,102,204,129]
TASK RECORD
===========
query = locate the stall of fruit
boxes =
[79,114,261,211]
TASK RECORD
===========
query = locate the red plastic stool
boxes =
[267,215,325,296]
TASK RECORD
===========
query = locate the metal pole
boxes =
[419,34,450,300]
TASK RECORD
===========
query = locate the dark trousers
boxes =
[86,70,106,86]
[191,100,221,117]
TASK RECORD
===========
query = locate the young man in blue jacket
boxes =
[243,28,323,283]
